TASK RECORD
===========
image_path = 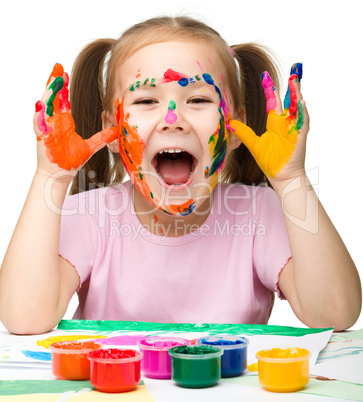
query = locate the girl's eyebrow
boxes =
[123,76,215,97]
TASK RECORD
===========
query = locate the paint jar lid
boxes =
[88,348,143,364]
[138,336,189,351]
[196,336,248,350]
[169,345,223,360]
[256,347,311,363]
[49,340,102,355]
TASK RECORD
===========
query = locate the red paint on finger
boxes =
[288,74,298,119]
[35,101,50,137]
[58,72,71,112]
[35,101,42,113]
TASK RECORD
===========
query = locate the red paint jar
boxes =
[49,341,102,380]
[87,348,143,393]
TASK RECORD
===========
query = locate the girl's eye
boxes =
[133,99,158,105]
[188,97,213,104]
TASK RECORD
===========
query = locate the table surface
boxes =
[0,322,362,402]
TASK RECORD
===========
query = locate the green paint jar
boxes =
[168,345,223,388]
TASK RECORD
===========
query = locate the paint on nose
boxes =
[165,100,177,124]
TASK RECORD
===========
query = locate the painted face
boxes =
[114,41,234,216]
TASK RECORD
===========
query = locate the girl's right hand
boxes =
[33,64,119,179]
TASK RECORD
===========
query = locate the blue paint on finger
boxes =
[290,63,303,82]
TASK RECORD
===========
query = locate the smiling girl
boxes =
[0,16,360,334]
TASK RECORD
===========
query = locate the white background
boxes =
[0,0,362,331]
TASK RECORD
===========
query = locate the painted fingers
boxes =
[34,64,70,140]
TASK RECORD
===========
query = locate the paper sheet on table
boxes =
[0,325,333,373]
[311,328,363,384]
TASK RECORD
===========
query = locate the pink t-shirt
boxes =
[59,180,291,324]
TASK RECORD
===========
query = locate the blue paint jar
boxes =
[196,336,248,377]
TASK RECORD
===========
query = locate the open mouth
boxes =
[152,149,198,187]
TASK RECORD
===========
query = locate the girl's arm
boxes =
[274,173,361,331]
[229,67,361,331]
[0,64,118,334]
[0,173,79,334]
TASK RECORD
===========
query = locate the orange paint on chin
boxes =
[166,199,195,215]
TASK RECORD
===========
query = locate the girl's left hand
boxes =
[229,63,310,186]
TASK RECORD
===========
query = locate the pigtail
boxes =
[69,38,125,195]
[222,43,281,186]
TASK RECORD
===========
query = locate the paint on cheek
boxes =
[165,100,177,124]
[115,98,158,206]
[201,73,230,180]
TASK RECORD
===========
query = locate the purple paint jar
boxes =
[196,336,248,377]
[138,337,189,379]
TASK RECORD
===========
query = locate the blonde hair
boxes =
[69,16,280,195]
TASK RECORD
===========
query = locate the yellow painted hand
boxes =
[229,66,309,180]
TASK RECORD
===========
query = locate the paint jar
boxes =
[256,347,311,392]
[49,340,102,380]
[196,335,248,377]
[137,336,189,379]
[87,348,143,393]
[169,345,223,388]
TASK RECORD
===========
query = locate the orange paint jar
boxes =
[256,347,311,392]
[49,340,102,380]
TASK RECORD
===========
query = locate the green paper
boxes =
[57,320,333,337]
[0,380,93,396]
[0,380,145,396]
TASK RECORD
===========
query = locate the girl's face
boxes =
[112,41,239,216]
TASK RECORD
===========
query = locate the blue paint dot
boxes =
[202,73,214,85]
[178,78,189,87]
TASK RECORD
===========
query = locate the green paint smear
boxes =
[0,380,93,396]
[297,100,304,130]
[150,78,156,87]
[46,76,64,117]
[0,379,145,396]
[138,167,143,180]
[57,320,333,337]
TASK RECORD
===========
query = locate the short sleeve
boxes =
[58,192,99,291]
[253,187,291,299]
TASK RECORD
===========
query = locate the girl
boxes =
[0,16,361,335]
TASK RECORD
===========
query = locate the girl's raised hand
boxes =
[229,63,309,185]
[33,64,118,177]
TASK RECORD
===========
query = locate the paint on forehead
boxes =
[165,100,177,124]
[161,69,189,84]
